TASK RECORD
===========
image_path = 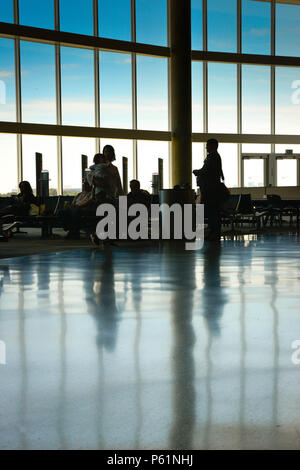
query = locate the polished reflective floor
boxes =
[0,235,300,449]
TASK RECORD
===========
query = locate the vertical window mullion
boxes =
[94,0,100,154]
[13,0,23,183]
[203,0,208,159]
[131,0,137,179]
[237,0,242,186]
[54,0,63,194]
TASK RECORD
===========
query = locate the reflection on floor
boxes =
[0,234,300,450]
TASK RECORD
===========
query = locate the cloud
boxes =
[248,28,269,38]
[0,71,13,79]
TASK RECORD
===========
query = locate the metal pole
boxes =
[35,152,43,196]
[158,157,164,190]
[122,156,128,194]
[81,154,88,187]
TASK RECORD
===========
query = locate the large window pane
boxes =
[0,134,18,195]
[191,0,203,50]
[137,56,168,131]
[0,38,16,122]
[99,0,131,41]
[100,139,134,191]
[242,0,271,55]
[0,0,13,22]
[276,67,300,135]
[20,41,56,124]
[99,52,132,129]
[137,141,169,192]
[19,0,54,29]
[208,63,237,133]
[275,145,300,187]
[276,2,300,57]
[207,0,237,53]
[192,61,203,133]
[60,0,93,36]
[62,137,96,194]
[192,143,204,190]
[136,0,167,46]
[277,160,297,187]
[242,65,270,134]
[218,144,238,188]
[244,160,264,187]
[61,47,95,127]
[22,135,58,195]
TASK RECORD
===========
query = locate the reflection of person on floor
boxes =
[193,139,225,241]
[57,180,95,239]
[87,248,120,352]
[202,243,227,336]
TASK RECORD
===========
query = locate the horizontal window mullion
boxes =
[0,21,170,58]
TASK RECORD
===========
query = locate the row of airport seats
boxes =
[228,186,300,200]
[223,187,300,230]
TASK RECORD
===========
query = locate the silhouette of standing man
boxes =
[193,139,225,242]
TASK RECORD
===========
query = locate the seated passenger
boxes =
[127,180,151,208]
[0,181,37,217]
[57,181,95,239]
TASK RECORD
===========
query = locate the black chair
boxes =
[234,194,266,230]
[265,194,296,226]
[220,194,241,231]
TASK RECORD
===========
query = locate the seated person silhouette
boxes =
[127,179,151,208]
